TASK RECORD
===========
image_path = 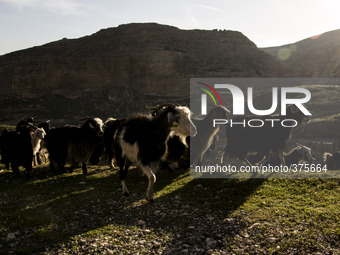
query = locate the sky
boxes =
[0,0,340,55]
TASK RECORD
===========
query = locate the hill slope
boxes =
[0,23,294,99]
[262,29,340,77]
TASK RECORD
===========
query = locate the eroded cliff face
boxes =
[0,23,293,99]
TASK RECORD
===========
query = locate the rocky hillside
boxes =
[262,29,340,77]
[0,23,294,100]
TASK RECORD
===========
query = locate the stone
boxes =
[137,220,146,226]
[6,233,15,242]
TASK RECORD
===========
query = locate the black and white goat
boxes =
[149,106,190,171]
[222,105,310,166]
[114,104,197,202]
[45,118,104,174]
[31,127,46,166]
[323,151,340,170]
[191,106,230,165]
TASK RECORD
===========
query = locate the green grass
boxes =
[0,164,339,254]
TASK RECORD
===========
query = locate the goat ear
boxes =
[88,122,95,129]
[295,143,303,148]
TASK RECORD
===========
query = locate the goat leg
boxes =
[82,162,87,174]
[257,154,270,165]
[141,165,156,203]
[36,152,42,165]
[12,163,20,177]
[242,158,253,167]
[278,149,286,166]
[119,163,130,196]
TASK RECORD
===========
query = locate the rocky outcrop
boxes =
[0,23,294,99]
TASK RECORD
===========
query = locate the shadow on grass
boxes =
[0,164,266,254]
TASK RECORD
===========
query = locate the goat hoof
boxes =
[146,197,154,203]
[123,192,130,197]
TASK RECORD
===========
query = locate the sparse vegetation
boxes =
[0,165,339,254]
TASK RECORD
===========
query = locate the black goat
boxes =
[45,118,104,174]
[114,104,197,202]
[222,105,310,166]
[323,151,340,170]
[16,117,35,132]
[0,127,33,176]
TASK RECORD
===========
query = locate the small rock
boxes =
[138,220,146,226]
[195,184,204,189]
[187,226,195,230]
[139,240,146,245]
[106,249,114,255]
[79,181,86,185]
[153,241,162,247]
[181,249,189,253]
[266,237,277,242]
[6,233,15,242]
[206,237,214,247]
[249,222,260,229]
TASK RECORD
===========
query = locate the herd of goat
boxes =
[1,104,339,202]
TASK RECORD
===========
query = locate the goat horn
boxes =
[295,143,311,150]
[295,143,305,148]
[27,122,36,128]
